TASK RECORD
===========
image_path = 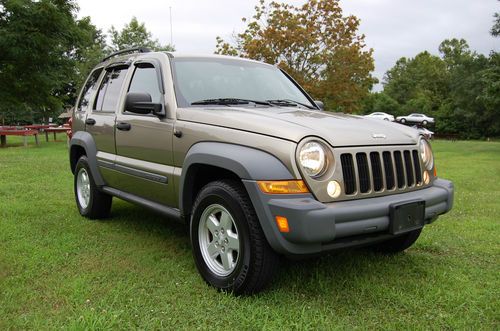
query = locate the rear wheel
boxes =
[74,156,112,219]
[370,229,422,253]
[190,180,279,295]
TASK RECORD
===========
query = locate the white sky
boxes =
[78,0,499,90]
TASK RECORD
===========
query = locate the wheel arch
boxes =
[179,142,295,219]
[69,131,105,186]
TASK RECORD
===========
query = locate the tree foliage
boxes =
[366,39,500,138]
[215,0,375,113]
[0,0,105,123]
[0,4,173,124]
[109,17,174,52]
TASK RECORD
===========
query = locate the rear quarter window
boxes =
[77,68,103,112]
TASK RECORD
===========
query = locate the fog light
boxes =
[327,180,341,198]
[423,171,430,185]
[275,216,290,233]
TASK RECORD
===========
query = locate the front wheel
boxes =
[400,118,406,124]
[422,120,428,126]
[190,180,279,295]
[370,228,422,254]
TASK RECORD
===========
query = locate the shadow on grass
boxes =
[95,200,436,298]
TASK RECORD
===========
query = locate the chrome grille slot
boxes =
[382,151,395,190]
[370,152,383,192]
[412,150,422,184]
[404,150,415,187]
[394,151,405,188]
[356,153,370,193]
[340,154,356,195]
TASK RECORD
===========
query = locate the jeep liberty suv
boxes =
[70,48,454,294]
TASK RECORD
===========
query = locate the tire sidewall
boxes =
[190,185,252,292]
[74,156,95,216]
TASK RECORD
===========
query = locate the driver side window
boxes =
[128,65,162,106]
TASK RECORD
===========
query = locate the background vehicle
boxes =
[69,48,454,294]
[396,113,434,125]
[364,112,394,121]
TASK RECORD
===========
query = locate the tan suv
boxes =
[70,48,454,294]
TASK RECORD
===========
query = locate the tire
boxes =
[422,120,428,126]
[74,156,112,219]
[384,118,389,121]
[370,229,422,254]
[400,118,406,124]
[190,180,279,295]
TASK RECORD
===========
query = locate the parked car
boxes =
[69,48,454,294]
[396,113,434,125]
[364,112,395,121]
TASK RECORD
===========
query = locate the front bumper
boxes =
[243,178,454,255]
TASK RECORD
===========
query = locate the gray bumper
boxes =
[243,178,454,255]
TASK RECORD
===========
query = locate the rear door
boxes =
[112,60,176,207]
[86,64,129,182]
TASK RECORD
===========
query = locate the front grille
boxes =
[340,148,423,196]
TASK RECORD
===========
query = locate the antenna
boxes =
[169,6,173,46]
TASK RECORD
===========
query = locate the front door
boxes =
[112,62,176,207]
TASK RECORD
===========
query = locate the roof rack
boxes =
[101,47,151,63]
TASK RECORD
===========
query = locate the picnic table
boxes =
[0,129,39,147]
[24,124,57,130]
[43,127,71,142]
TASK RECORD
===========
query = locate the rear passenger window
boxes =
[128,65,162,104]
[77,68,103,112]
[94,68,128,112]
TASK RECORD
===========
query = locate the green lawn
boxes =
[0,138,499,330]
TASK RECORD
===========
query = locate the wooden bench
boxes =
[0,129,39,147]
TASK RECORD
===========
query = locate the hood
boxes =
[177,106,420,147]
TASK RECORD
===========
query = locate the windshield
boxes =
[170,57,315,108]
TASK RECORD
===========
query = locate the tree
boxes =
[109,17,174,52]
[215,0,375,113]
[383,51,448,116]
[491,3,500,37]
[380,38,500,138]
[0,0,105,124]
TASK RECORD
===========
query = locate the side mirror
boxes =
[314,100,324,110]
[125,92,163,116]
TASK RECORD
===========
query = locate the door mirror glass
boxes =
[125,92,162,115]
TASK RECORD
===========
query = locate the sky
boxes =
[78,0,499,90]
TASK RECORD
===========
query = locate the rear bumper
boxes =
[243,178,454,256]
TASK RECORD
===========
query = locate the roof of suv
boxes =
[100,49,275,69]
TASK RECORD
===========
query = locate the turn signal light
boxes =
[257,180,309,194]
[433,165,437,177]
[275,216,290,233]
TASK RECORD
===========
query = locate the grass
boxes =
[0,137,499,330]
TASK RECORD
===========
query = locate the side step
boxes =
[101,186,182,222]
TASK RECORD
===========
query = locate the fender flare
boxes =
[69,131,105,186]
[179,142,294,217]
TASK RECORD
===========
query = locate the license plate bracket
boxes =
[389,200,425,235]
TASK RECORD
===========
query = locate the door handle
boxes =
[85,118,96,125]
[116,122,131,131]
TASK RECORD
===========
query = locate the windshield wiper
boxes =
[191,98,273,106]
[266,99,316,109]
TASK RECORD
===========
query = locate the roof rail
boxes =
[101,47,151,63]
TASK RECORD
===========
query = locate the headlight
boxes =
[419,139,434,170]
[299,141,327,177]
